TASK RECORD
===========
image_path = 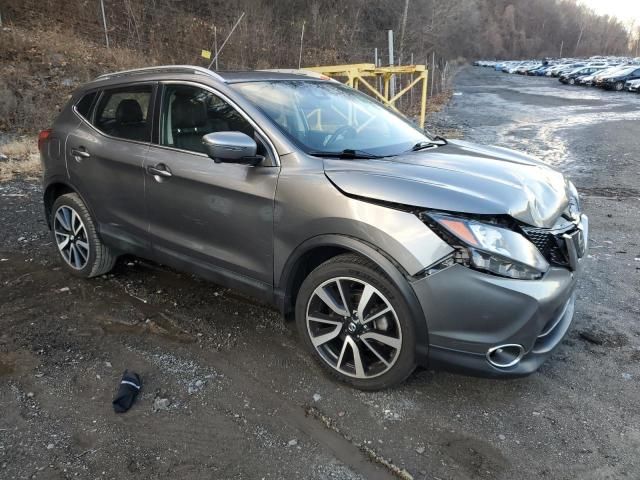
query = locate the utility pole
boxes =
[388,30,395,98]
[100,0,110,49]
[398,0,410,66]
[559,40,564,58]
[298,20,305,69]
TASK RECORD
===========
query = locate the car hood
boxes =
[323,139,571,228]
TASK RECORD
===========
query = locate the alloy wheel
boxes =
[53,205,90,270]
[306,276,402,379]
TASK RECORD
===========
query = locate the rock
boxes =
[312,393,321,402]
[152,397,171,412]
[105,361,112,368]
[26,392,34,398]
[337,411,345,417]
[287,439,298,447]
[195,380,204,388]
[579,330,603,345]
[533,411,541,416]
[622,373,632,380]
[46,443,54,450]
[498,434,506,441]
[58,287,70,293]
[415,446,425,454]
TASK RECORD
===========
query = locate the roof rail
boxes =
[94,65,226,82]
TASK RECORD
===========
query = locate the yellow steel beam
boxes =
[303,63,429,128]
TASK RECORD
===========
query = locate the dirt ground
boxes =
[1,67,640,480]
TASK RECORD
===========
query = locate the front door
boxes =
[66,83,155,254]
[144,82,280,294]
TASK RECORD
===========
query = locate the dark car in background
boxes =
[600,66,640,91]
[559,66,605,85]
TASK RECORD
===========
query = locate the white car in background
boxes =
[626,78,640,92]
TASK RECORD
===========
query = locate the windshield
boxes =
[231,80,430,157]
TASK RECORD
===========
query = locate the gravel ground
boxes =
[1,66,640,479]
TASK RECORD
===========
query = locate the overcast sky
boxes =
[578,0,640,27]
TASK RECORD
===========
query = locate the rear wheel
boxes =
[568,78,575,85]
[51,193,116,278]
[295,254,416,390]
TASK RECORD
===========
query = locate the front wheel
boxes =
[295,254,416,390]
[569,78,575,85]
[614,81,624,91]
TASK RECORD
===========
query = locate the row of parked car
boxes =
[474,57,640,92]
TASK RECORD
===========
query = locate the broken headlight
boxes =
[424,213,549,280]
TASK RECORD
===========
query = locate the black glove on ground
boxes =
[112,370,142,413]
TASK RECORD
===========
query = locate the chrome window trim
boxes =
[157,80,281,167]
[72,106,153,148]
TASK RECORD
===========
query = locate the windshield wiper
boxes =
[410,136,448,152]
[307,149,383,159]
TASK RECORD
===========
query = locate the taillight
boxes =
[38,129,53,152]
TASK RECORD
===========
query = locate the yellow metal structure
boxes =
[303,63,429,128]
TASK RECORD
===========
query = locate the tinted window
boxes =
[160,84,256,154]
[75,91,97,120]
[93,85,152,142]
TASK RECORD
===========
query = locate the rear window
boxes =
[75,91,97,120]
[92,85,153,142]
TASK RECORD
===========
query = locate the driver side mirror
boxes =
[202,132,264,166]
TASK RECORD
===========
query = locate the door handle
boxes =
[71,148,90,160]
[147,164,172,178]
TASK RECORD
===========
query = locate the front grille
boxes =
[521,226,570,267]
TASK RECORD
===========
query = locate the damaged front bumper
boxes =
[411,214,587,378]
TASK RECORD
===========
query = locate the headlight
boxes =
[425,213,549,280]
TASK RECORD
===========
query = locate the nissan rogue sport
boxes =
[39,65,588,390]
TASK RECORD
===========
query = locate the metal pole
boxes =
[410,52,414,105]
[559,40,564,58]
[298,20,305,69]
[388,30,395,100]
[100,0,110,49]
[208,12,245,69]
[214,26,219,70]
[430,51,435,97]
[375,49,382,93]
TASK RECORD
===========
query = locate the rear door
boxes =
[66,83,156,254]
[144,82,280,292]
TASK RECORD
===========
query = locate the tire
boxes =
[614,81,624,91]
[569,78,575,85]
[295,253,416,390]
[51,193,116,278]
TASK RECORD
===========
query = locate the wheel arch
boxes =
[43,180,93,230]
[276,234,429,360]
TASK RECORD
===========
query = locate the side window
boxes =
[92,85,152,142]
[160,84,259,155]
[75,91,97,120]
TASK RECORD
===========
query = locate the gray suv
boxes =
[39,65,588,390]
